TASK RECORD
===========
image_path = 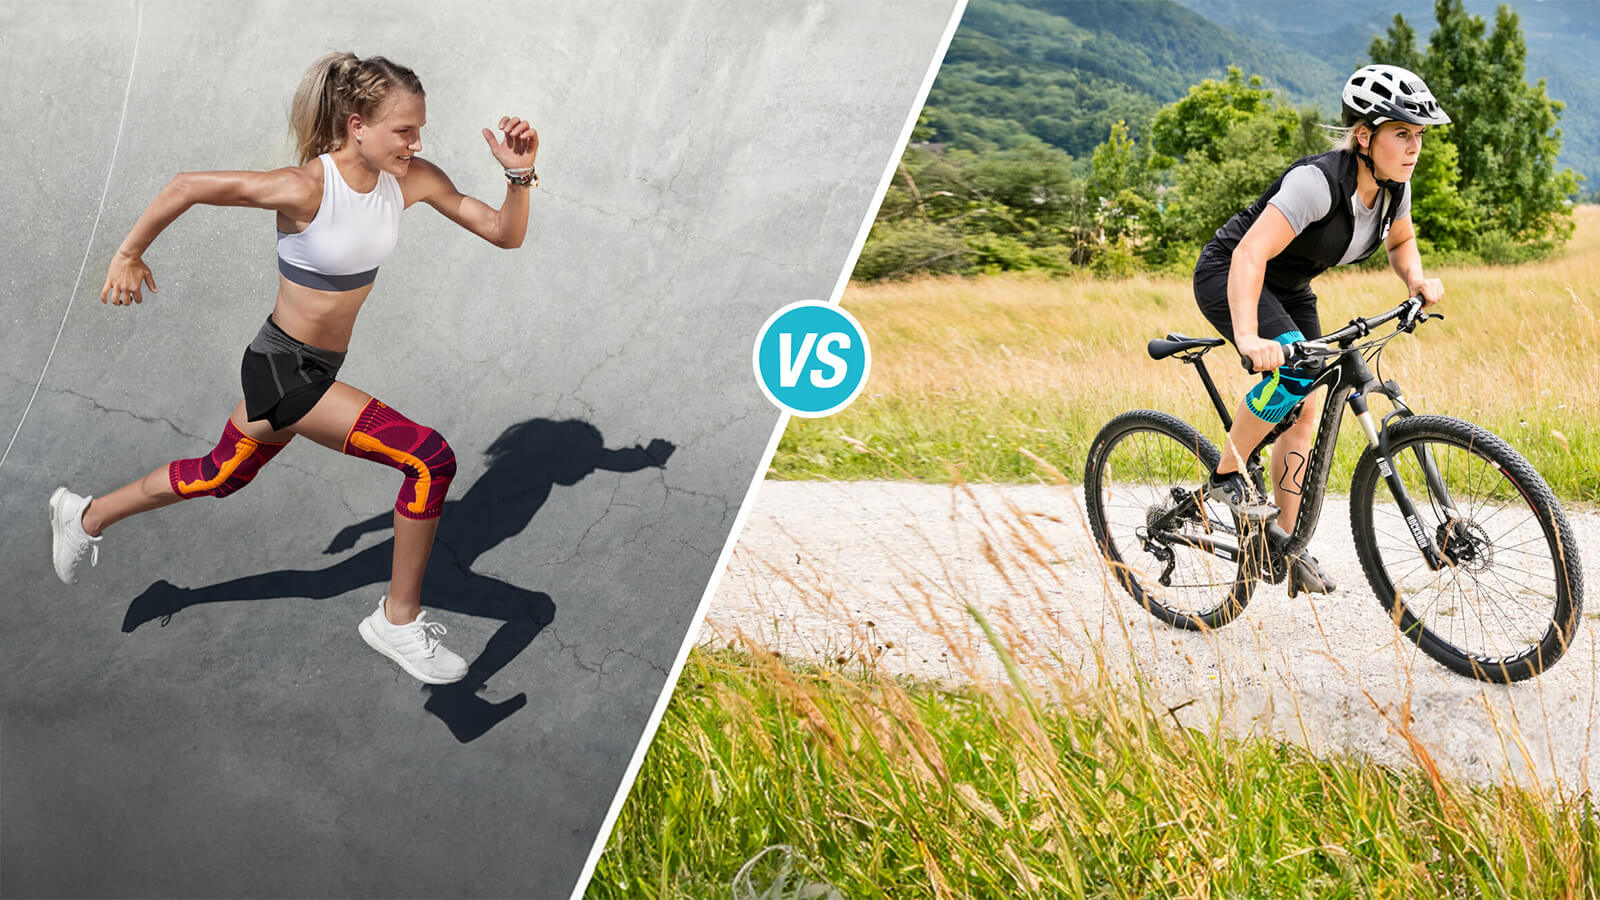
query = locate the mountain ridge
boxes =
[922,0,1588,184]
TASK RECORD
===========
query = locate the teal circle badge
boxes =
[752,301,871,417]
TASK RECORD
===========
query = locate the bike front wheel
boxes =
[1084,410,1255,630]
[1350,415,1584,682]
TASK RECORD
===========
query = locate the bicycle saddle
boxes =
[1147,333,1225,360]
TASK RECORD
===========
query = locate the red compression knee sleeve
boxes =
[342,399,456,520]
[168,420,287,499]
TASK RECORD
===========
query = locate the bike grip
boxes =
[1240,344,1296,373]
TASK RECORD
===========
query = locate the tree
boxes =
[1148,68,1298,165]
[1371,0,1576,252]
[1164,115,1292,247]
[1290,106,1331,159]
[1369,14,1425,74]
[1087,120,1159,243]
[1142,69,1302,248]
[857,141,1093,279]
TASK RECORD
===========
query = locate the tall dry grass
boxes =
[591,465,1600,898]
[776,207,1600,499]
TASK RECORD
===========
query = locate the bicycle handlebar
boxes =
[1238,294,1432,373]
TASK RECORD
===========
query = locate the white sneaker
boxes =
[358,596,468,685]
[49,487,102,585]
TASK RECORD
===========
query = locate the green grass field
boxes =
[773,207,1600,501]
[590,646,1599,899]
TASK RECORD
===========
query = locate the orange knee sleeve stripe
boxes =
[341,399,456,520]
[169,420,287,499]
[347,431,435,515]
[176,435,258,494]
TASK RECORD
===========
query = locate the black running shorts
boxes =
[240,316,347,431]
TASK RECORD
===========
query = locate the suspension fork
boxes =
[1368,379,1458,517]
[1352,380,1450,570]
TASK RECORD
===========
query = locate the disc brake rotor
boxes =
[1437,518,1493,573]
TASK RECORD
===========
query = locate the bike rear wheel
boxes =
[1085,410,1255,629]
[1350,415,1584,682]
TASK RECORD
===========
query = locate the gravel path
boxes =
[705,480,1600,791]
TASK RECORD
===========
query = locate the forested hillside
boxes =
[923,0,1589,181]
[922,0,1343,157]
[1174,0,1597,186]
[862,0,1579,282]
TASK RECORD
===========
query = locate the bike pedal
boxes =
[1287,555,1337,597]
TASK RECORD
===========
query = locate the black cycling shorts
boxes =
[1193,243,1322,344]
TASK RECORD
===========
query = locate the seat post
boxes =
[1185,355,1234,432]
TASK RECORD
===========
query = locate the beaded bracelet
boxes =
[504,166,539,188]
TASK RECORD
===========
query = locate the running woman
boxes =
[48,52,539,684]
[1192,64,1450,596]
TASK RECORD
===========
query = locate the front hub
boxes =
[1437,518,1492,573]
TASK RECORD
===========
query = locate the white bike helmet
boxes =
[1341,64,1451,127]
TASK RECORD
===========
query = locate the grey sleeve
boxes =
[1265,165,1333,235]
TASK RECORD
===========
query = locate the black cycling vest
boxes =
[1208,150,1400,290]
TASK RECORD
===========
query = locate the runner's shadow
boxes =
[122,418,675,743]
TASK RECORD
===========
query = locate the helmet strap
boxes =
[1353,146,1403,243]
[1354,147,1404,195]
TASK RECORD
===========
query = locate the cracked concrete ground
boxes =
[0,2,960,896]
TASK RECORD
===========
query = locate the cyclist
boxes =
[1191,64,1448,595]
[47,52,539,684]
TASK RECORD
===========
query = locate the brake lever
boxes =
[1398,309,1444,333]
[1397,294,1428,332]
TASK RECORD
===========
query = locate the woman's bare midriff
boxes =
[269,277,375,352]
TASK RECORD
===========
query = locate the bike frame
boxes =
[1171,304,1456,574]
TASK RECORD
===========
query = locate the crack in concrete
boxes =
[431,535,472,578]
[30,384,207,443]
[569,335,641,402]
[545,623,670,683]
[600,646,670,679]
[550,391,597,423]
[657,403,769,460]
[613,511,672,562]
[672,536,717,560]
[554,476,626,566]
[2,379,346,484]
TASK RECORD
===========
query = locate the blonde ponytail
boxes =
[288,53,425,164]
[1324,122,1370,154]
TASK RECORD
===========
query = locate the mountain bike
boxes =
[1083,296,1584,683]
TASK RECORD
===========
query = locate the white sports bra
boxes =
[275,153,403,291]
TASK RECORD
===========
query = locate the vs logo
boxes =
[753,301,871,417]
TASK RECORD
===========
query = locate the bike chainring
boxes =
[1248,524,1289,584]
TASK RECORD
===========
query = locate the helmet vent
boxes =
[1342,63,1450,127]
